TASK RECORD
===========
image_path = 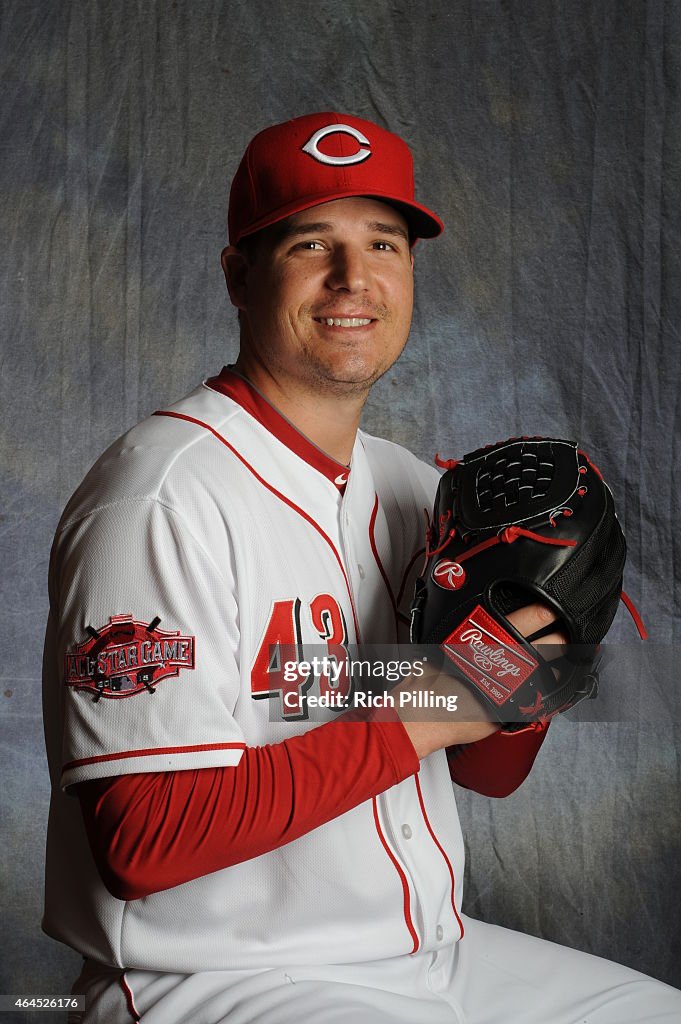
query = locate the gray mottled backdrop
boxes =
[2,0,680,1014]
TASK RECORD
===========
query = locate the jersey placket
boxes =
[376,772,462,952]
[338,445,461,953]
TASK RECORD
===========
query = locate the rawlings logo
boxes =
[433,559,467,591]
[458,628,521,678]
[442,605,538,706]
[64,614,195,702]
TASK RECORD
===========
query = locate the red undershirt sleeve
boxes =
[446,721,550,798]
[77,713,420,902]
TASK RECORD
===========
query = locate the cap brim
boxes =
[234,188,443,244]
[372,195,444,240]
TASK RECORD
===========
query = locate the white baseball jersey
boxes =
[42,368,467,972]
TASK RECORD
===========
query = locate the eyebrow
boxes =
[279,220,410,243]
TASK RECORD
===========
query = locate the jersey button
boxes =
[357,564,366,579]
[436,925,444,941]
[401,824,412,839]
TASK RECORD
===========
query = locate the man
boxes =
[42,112,681,1022]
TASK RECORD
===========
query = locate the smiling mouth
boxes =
[314,317,374,327]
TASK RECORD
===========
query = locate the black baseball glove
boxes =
[410,437,630,727]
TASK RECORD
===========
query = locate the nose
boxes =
[325,245,371,293]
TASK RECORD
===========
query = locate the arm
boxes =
[76,713,419,901]
[77,606,559,900]
[78,702,500,901]
[446,722,549,797]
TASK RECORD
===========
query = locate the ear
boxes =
[221,246,249,311]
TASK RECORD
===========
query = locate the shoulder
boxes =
[57,383,240,531]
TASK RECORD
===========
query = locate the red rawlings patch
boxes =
[441,604,538,707]
[64,614,196,702]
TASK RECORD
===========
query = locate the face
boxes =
[223,197,415,397]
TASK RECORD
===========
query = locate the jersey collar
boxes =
[205,367,350,494]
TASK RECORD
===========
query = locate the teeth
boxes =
[320,317,372,327]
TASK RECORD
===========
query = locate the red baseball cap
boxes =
[228,111,444,245]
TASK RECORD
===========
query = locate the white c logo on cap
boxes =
[302,124,372,166]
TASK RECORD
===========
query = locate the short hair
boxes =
[235,222,283,265]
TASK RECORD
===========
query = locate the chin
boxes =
[318,360,387,389]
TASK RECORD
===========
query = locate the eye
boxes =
[293,239,326,251]
[372,240,397,251]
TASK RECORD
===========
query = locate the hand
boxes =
[399,601,565,759]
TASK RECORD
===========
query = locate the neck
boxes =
[233,354,366,466]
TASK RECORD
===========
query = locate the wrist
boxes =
[393,663,498,759]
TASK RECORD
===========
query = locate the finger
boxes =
[506,601,558,638]
[506,606,569,656]
[531,631,567,646]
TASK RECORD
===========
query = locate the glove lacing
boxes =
[424,519,647,640]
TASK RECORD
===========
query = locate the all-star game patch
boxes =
[64,613,196,702]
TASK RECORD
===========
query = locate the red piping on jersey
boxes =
[119,973,141,1022]
[62,742,246,773]
[413,775,465,940]
[368,493,399,641]
[371,796,419,954]
[153,410,362,642]
[205,368,349,493]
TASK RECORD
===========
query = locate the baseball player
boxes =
[42,112,681,1023]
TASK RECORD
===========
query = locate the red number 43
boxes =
[251,594,351,719]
